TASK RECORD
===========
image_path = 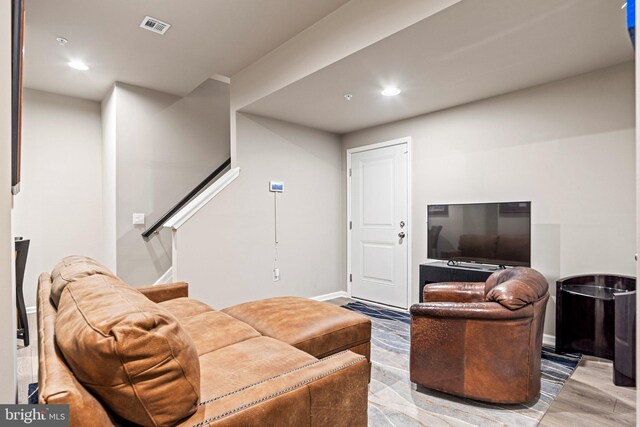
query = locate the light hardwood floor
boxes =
[17,307,637,425]
[540,355,636,426]
[16,312,38,405]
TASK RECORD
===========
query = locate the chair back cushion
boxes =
[55,275,200,426]
[50,255,116,307]
[485,267,548,309]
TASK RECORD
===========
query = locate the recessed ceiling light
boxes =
[344,93,353,101]
[381,87,401,97]
[56,37,68,46]
[68,60,89,71]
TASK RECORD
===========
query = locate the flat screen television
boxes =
[427,201,531,267]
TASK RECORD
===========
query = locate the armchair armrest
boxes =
[137,282,188,303]
[410,301,533,320]
[423,282,486,303]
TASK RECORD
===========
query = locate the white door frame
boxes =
[346,136,412,309]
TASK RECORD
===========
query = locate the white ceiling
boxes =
[23,0,350,101]
[242,0,635,134]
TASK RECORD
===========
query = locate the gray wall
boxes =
[112,79,230,285]
[176,113,344,309]
[343,62,636,338]
[13,89,104,308]
[101,86,117,271]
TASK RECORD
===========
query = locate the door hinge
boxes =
[349,168,352,177]
[349,221,352,230]
[349,274,352,282]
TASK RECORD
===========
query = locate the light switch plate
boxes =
[132,213,145,225]
[272,267,280,282]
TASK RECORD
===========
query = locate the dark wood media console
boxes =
[419,262,497,302]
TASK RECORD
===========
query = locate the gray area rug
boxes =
[342,301,582,427]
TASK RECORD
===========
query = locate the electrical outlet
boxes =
[272,268,280,282]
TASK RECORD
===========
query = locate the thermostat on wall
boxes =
[269,181,284,192]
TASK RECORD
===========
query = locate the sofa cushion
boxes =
[55,275,200,427]
[197,336,318,400]
[159,297,214,320]
[485,267,549,310]
[178,339,368,427]
[50,255,116,307]
[160,298,261,355]
[223,297,371,359]
[179,310,261,356]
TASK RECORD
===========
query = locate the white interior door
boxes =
[350,142,408,308]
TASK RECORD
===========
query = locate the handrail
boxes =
[141,157,231,240]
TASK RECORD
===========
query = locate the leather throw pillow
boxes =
[55,275,200,426]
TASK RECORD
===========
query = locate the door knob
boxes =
[398,232,406,239]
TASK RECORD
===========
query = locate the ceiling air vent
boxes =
[139,16,171,35]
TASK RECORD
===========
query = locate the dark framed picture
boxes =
[499,201,531,215]
[428,205,449,217]
[11,0,25,195]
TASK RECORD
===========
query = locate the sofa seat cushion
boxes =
[179,344,369,427]
[55,275,200,427]
[160,298,262,356]
[223,297,371,359]
[197,336,317,400]
[159,297,214,320]
[50,255,116,307]
[179,310,261,356]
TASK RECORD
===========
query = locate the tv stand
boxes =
[445,259,504,270]
[419,262,495,302]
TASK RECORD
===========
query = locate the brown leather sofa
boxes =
[38,256,371,426]
[409,267,549,403]
[441,234,530,266]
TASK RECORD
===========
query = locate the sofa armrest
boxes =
[410,301,533,320]
[423,282,486,303]
[137,282,188,303]
[182,351,369,426]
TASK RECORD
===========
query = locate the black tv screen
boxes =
[427,201,531,267]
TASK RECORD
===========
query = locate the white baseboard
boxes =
[312,291,349,301]
[26,306,36,314]
[543,334,556,347]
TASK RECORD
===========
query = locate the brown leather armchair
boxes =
[410,267,549,403]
